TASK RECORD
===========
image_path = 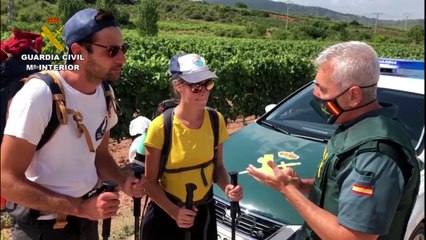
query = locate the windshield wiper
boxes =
[260,120,329,143]
[260,121,290,135]
[290,133,328,143]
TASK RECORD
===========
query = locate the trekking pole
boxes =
[229,172,240,240]
[101,181,118,240]
[184,183,197,240]
[132,164,144,240]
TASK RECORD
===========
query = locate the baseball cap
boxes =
[169,53,218,83]
[63,8,118,47]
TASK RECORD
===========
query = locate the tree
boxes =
[407,25,424,44]
[137,0,159,36]
[57,0,86,23]
[235,2,248,8]
[96,0,117,16]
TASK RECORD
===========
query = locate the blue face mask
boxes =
[310,83,377,124]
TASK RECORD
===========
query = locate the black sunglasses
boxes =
[91,42,128,57]
[184,79,215,93]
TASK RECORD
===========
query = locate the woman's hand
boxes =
[225,184,243,202]
[173,206,198,228]
[121,175,147,198]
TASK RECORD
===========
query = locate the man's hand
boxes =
[121,175,146,198]
[247,160,300,192]
[80,191,120,220]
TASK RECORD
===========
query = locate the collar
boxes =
[337,102,398,132]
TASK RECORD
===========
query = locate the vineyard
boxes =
[108,30,424,139]
[1,1,424,140]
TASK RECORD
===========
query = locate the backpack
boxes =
[1,29,50,146]
[0,30,114,209]
[159,107,219,184]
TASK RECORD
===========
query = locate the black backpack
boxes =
[159,107,219,182]
[0,49,51,146]
[134,99,220,180]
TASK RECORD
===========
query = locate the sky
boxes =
[276,0,425,20]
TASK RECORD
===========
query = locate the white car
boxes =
[215,58,425,240]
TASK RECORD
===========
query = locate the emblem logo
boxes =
[41,17,65,53]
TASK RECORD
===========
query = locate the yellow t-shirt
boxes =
[145,108,229,202]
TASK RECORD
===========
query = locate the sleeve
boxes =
[337,151,405,234]
[144,115,165,150]
[217,111,229,145]
[4,78,52,145]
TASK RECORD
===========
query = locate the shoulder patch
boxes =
[352,184,374,196]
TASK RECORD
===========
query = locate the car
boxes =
[214,58,425,240]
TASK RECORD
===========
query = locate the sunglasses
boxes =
[184,79,215,93]
[91,42,128,57]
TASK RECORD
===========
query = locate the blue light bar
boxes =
[378,58,424,79]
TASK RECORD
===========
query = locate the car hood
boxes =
[214,122,326,225]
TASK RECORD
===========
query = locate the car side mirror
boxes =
[265,104,276,113]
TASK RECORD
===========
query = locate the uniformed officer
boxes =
[247,41,420,240]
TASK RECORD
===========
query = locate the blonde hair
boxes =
[171,78,185,99]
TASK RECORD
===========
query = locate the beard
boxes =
[85,55,122,84]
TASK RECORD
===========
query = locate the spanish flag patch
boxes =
[352,184,374,196]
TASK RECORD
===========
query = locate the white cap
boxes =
[129,116,151,136]
[129,135,143,164]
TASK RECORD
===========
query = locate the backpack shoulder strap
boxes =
[159,107,174,178]
[101,80,112,115]
[207,107,219,150]
[101,80,122,116]
[31,72,63,150]
[158,107,220,181]
[207,107,219,182]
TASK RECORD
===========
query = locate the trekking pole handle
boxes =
[185,183,197,210]
[229,172,239,240]
[184,183,197,240]
[132,164,144,217]
[229,171,238,187]
[101,181,118,240]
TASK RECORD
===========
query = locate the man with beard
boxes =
[1,8,146,240]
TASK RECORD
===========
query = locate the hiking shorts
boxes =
[141,199,217,240]
[12,216,98,240]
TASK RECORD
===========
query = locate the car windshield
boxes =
[263,82,425,153]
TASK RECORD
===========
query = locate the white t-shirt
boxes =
[4,71,118,197]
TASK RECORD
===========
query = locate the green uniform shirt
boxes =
[336,105,406,234]
[337,151,405,234]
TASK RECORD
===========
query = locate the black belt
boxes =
[165,187,213,208]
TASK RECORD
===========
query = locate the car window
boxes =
[378,88,424,150]
[264,82,425,153]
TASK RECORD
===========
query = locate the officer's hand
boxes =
[247,160,297,191]
[174,206,198,229]
[80,191,120,220]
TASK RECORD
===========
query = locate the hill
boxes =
[1,0,424,45]
[205,0,425,30]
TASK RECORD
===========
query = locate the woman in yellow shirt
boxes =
[141,53,243,240]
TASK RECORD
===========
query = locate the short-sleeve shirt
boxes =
[4,71,118,197]
[145,108,229,170]
[335,104,406,234]
[337,151,405,234]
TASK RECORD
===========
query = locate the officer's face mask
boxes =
[310,83,377,124]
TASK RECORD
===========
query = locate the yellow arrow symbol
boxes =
[41,25,64,52]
